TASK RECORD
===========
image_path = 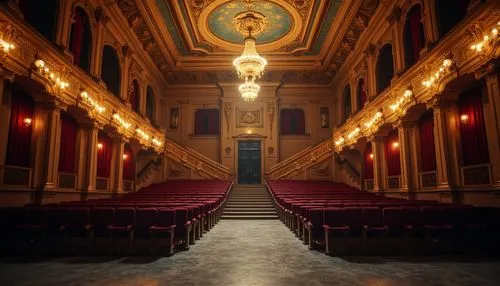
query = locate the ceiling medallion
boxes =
[233,1,267,102]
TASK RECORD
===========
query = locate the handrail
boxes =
[164,138,232,180]
[265,137,334,180]
[336,156,360,180]
[137,157,162,180]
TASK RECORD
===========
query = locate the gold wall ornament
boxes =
[224,103,232,139]
[267,102,275,139]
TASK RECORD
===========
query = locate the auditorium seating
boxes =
[266,180,500,255]
[0,180,232,256]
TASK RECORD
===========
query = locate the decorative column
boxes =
[120,45,132,102]
[77,120,100,195]
[91,7,109,78]
[429,99,461,191]
[477,63,500,187]
[54,0,72,50]
[109,134,126,194]
[422,0,440,48]
[32,99,63,203]
[370,134,386,192]
[178,99,190,145]
[387,5,404,75]
[363,45,377,100]
[398,121,417,193]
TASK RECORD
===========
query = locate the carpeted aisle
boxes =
[1,220,500,286]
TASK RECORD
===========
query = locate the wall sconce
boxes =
[369,153,374,160]
[23,118,32,127]
[392,141,399,150]
[460,114,469,124]
[122,154,128,160]
[97,143,103,150]
[246,129,252,135]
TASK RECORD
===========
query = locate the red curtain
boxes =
[364,142,374,179]
[458,86,489,166]
[194,109,220,135]
[408,5,424,64]
[58,113,77,173]
[123,144,135,180]
[70,8,85,66]
[357,78,367,110]
[5,90,34,167]
[280,109,305,135]
[385,129,401,176]
[130,80,139,112]
[418,110,437,172]
[97,132,112,178]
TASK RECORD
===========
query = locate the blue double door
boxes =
[238,141,261,184]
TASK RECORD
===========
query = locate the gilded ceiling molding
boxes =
[115,0,170,74]
[328,0,380,77]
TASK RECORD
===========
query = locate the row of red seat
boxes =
[266,180,500,255]
[1,179,233,255]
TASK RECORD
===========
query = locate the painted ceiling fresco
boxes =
[116,0,381,85]
[208,1,292,45]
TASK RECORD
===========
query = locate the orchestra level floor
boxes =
[1,220,499,286]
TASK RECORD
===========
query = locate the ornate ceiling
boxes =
[116,0,380,85]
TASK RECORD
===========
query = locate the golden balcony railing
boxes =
[164,138,232,180]
[0,165,32,188]
[265,137,334,180]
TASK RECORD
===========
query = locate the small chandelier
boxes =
[239,79,260,102]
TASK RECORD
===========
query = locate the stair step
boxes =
[224,204,274,208]
[224,210,276,214]
[225,207,275,211]
[221,215,278,220]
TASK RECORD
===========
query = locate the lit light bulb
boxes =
[97,143,103,150]
[460,114,469,124]
[23,118,32,126]
[392,141,399,149]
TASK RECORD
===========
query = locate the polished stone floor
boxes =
[1,220,500,286]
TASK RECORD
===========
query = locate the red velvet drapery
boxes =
[385,129,401,176]
[364,142,374,179]
[130,80,139,112]
[458,86,489,166]
[97,132,112,178]
[58,114,77,173]
[357,78,367,110]
[122,144,135,180]
[280,109,305,135]
[194,109,220,135]
[418,110,437,172]
[407,5,425,64]
[5,90,34,167]
[70,8,85,66]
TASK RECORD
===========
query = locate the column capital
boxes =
[109,132,128,144]
[0,65,15,82]
[94,7,110,26]
[395,119,417,129]
[36,96,66,112]
[426,97,456,110]
[368,133,385,143]
[78,119,103,131]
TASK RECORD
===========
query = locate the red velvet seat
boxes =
[173,207,191,249]
[47,207,70,236]
[361,207,388,244]
[150,208,176,254]
[108,207,136,247]
[342,207,362,235]
[67,208,91,237]
[17,207,47,232]
[135,208,158,238]
[90,207,115,238]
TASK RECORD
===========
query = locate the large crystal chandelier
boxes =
[239,79,260,102]
[233,5,267,102]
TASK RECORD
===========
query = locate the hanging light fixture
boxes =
[239,79,260,102]
[232,2,267,102]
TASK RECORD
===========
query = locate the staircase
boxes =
[222,185,277,220]
[265,137,334,180]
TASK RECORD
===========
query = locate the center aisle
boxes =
[1,220,500,285]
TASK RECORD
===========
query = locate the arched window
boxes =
[404,5,425,68]
[376,44,395,94]
[5,88,34,167]
[356,78,367,111]
[342,85,352,123]
[130,80,140,113]
[101,45,121,98]
[435,0,471,38]
[280,109,305,135]
[458,85,489,166]
[146,86,155,123]
[194,109,220,135]
[69,7,92,73]
[19,0,59,42]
